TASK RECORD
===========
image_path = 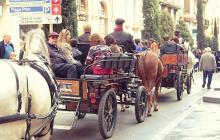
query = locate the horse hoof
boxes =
[147,113,152,117]
[154,108,158,112]
[121,108,125,112]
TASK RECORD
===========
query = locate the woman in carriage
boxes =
[85,33,113,75]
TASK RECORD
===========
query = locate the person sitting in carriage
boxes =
[85,33,113,75]
[47,32,83,79]
[160,35,184,56]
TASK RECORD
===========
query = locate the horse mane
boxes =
[24,29,50,64]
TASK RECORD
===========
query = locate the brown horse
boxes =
[137,51,164,116]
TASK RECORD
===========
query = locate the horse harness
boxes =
[0,59,59,140]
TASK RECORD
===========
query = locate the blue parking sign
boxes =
[44,7,50,14]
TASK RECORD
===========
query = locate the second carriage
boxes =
[161,49,193,100]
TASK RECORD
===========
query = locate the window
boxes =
[98,2,107,35]
[184,0,190,13]
[78,0,88,21]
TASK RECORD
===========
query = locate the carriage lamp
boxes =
[90,93,96,104]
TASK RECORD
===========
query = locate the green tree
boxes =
[142,0,161,42]
[204,36,211,48]
[176,20,194,46]
[214,18,218,38]
[160,10,174,39]
[53,0,78,37]
[197,0,205,49]
[211,36,219,51]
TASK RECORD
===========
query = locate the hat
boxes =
[48,32,59,37]
[115,18,125,25]
[205,47,211,52]
[174,30,180,36]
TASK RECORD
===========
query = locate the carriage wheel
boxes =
[186,73,192,94]
[135,86,147,123]
[98,89,117,139]
[176,72,183,101]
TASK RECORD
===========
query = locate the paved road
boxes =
[51,72,217,140]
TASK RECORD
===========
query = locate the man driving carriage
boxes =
[108,18,136,53]
[160,34,184,56]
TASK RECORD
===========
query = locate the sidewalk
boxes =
[163,102,220,140]
[162,73,220,140]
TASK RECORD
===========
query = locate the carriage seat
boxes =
[81,53,136,80]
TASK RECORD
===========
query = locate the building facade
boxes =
[76,0,143,39]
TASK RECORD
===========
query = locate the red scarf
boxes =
[114,26,123,31]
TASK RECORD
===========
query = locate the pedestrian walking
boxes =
[199,47,217,89]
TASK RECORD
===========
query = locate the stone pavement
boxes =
[163,102,220,140]
[157,72,220,140]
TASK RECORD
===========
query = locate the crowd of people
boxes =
[0,18,218,88]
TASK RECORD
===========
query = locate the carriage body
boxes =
[57,53,147,139]
[161,50,191,100]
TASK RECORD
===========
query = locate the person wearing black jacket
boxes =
[0,34,15,59]
[47,32,83,78]
[78,23,91,43]
[108,18,136,53]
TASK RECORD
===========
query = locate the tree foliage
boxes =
[142,0,161,42]
[176,20,194,46]
[159,10,174,39]
[53,0,78,37]
[196,0,205,49]
[204,36,211,48]
[214,18,218,38]
[211,36,219,51]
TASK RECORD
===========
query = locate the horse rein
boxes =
[0,59,59,140]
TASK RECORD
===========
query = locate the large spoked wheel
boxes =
[98,89,117,139]
[135,86,147,123]
[176,72,183,101]
[186,73,192,94]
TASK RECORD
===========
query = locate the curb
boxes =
[203,88,220,104]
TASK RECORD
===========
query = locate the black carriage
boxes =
[161,50,192,100]
[56,53,147,139]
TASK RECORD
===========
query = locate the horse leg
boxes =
[144,81,153,117]
[154,80,161,112]
[120,94,125,112]
[147,92,152,117]
[153,59,164,112]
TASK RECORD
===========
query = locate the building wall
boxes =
[205,0,220,49]
[0,0,20,53]
[77,0,143,39]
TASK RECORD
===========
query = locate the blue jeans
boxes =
[203,70,213,88]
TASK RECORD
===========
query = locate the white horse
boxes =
[0,29,58,140]
[183,41,196,74]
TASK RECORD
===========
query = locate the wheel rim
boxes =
[103,95,116,133]
[139,91,146,118]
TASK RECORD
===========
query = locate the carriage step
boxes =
[54,125,74,130]
[60,96,81,101]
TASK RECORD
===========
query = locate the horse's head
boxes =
[23,29,50,64]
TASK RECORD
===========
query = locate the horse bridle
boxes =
[0,59,59,140]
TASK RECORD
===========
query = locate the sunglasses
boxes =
[51,36,58,39]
